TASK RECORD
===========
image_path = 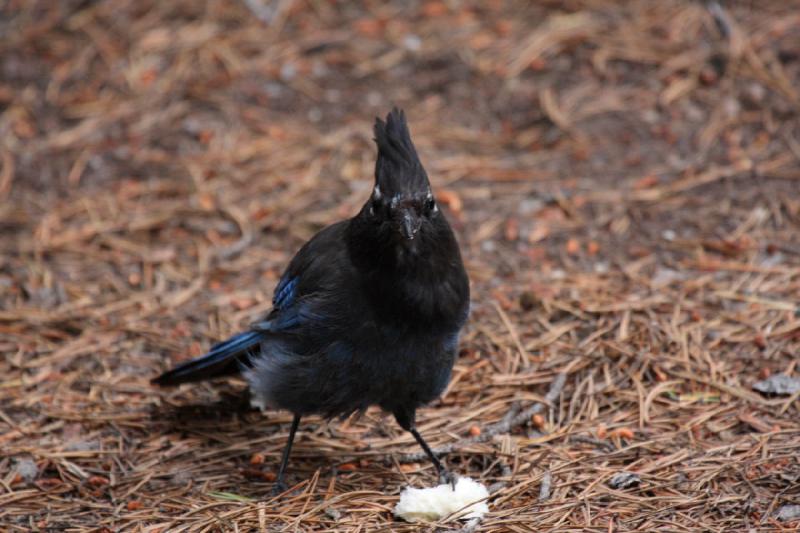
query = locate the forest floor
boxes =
[1,1,799,531]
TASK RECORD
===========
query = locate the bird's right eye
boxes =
[370,198,382,217]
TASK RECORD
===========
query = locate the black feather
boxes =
[373,108,417,165]
[373,107,429,194]
[152,108,470,489]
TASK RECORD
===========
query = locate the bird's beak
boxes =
[399,209,421,240]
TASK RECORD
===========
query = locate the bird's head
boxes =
[367,108,438,243]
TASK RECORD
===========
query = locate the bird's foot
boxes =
[271,480,288,497]
[439,469,458,490]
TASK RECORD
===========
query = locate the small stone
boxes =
[723,97,741,119]
[609,471,641,490]
[170,470,192,486]
[307,108,322,122]
[64,440,96,452]
[518,198,544,215]
[641,109,660,124]
[744,83,766,104]
[403,34,422,51]
[14,458,38,483]
[753,374,800,396]
[279,62,296,81]
[776,504,800,522]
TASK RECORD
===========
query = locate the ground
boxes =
[1,1,799,531]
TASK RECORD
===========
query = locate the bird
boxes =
[152,108,470,494]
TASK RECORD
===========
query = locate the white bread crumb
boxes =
[394,477,489,523]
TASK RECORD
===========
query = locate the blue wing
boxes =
[154,273,307,386]
[250,274,306,332]
[273,275,298,309]
[151,331,264,385]
[154,222,351,387]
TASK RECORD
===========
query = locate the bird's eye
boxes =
[370,197,383,217]
[424,197,436,214]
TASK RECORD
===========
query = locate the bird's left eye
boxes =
[424,197,436,214]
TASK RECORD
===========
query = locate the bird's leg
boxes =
[409,427,456,490]
[395,409,457,489]
[272,414,301,496]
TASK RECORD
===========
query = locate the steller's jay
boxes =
[153,108,470,493]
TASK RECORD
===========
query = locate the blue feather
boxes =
[273,276,298,309]
[151,331,263,385]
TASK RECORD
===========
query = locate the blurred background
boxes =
[1,1,799,531]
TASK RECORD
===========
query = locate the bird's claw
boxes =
[271,480,288,497]
[439,469,457,490]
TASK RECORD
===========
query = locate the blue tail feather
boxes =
[152,331,263,386]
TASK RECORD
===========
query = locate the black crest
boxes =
[373,108,430,194]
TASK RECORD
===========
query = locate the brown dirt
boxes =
[1,1,799,531]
